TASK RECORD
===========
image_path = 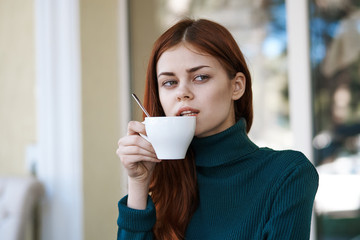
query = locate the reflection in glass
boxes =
[310,0,360,239]
[155,0,291,150]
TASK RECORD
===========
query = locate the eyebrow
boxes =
[157,65,210,78]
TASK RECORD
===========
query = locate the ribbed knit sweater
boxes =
[117,119,319,239]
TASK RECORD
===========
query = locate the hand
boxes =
[117,121,160,185]
[117,121,161,209]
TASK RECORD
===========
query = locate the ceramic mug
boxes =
[141,116,196,160]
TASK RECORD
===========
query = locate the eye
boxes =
[162,80,178,87]
[194,74,210,82]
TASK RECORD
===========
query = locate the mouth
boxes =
[179,111,198,116]
[176,107,199,117]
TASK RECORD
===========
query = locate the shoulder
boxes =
[259,147,314,168]
[256,147,319,184]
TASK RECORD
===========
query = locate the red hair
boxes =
[143,18,253,239]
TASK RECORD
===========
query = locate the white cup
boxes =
[142,116,196,160]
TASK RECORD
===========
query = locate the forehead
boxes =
[156,44,220,72]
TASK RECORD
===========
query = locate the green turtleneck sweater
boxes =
[117,119,319,239]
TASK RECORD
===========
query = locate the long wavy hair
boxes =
[143,18,253,239]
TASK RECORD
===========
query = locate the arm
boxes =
[116,121,160,239]
[263,157,319,240]
[117,195,156,240]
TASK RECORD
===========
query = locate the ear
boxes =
[231,72,246,100]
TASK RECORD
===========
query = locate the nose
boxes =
[176,83,193,101]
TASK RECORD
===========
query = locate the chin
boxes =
[194,130,209,138]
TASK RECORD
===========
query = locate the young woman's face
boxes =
[156,44,245,138]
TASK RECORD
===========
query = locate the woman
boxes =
[116,18,318,240]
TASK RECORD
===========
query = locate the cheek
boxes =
[159,93,172,115]
[207,85,232,105]
[204,87,234,119]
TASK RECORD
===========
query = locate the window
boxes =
[129,1,360,238]
[310,0,360,239]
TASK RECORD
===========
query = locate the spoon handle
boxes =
[131,93,151,117]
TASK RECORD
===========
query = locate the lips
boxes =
[180,110,198,116]
[176,107,199,116]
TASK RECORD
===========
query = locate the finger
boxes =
[120,154,161,168]
[118,135,155,154]
[117,145,157,158]
[127,121,146,136]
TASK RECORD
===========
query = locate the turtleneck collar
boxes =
[190,118,258,167]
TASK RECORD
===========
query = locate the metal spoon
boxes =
[131,93,151,117]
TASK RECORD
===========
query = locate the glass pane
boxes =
[309,0,360,239]
[154,0,290,150]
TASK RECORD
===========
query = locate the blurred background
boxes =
[0,0,359,240]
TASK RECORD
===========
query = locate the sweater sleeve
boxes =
[262,154,319,240]
[117,195,156,240]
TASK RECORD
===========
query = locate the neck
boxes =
[190,118,258,167]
